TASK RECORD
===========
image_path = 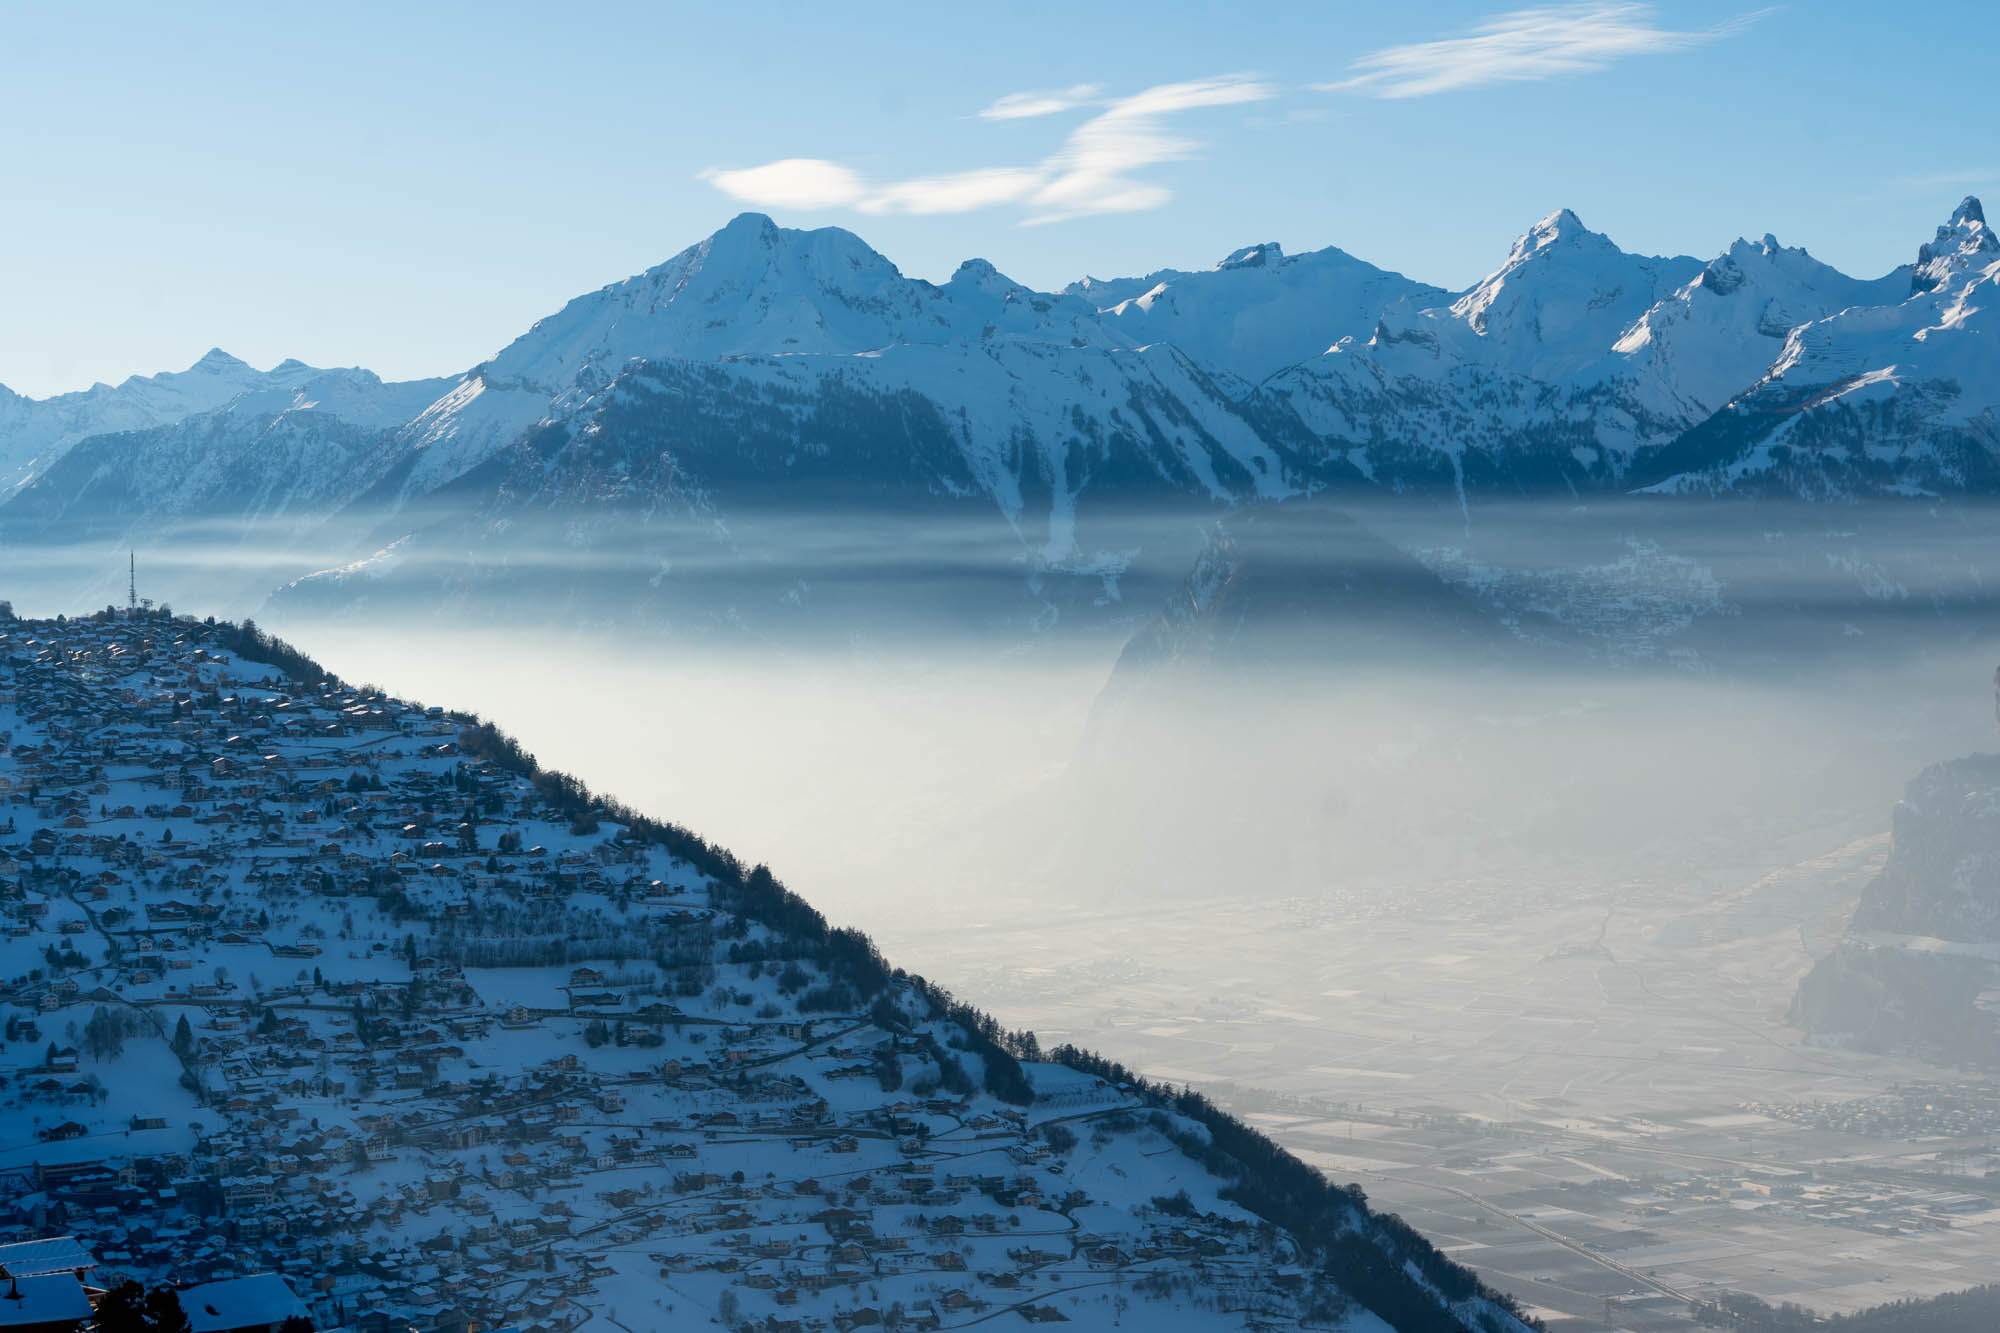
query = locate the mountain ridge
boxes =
[6,200,1998,626]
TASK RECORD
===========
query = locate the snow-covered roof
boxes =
[179,1273,308,1332]
[0,1273,93,1328]
[0,1236,94,1278]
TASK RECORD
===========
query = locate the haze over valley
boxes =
[7,14,2000,1328]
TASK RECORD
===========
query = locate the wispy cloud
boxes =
[700,74,1274,226]
[976,84,1103,121]
[1025,76,1274,224]
[1321,3,1767,100]
[698,159,867,210]
[859,168,1048,217]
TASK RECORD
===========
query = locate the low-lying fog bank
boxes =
[267,618,1993,963]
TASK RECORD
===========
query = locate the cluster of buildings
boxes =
[0,1235,307,1333]
[1745,1083,2000,1145]
[0,615,1336,1333]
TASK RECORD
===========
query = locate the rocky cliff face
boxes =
[1793,755,2000,1064]
[1852,755,2000,942]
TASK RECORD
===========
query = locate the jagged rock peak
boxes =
[1218,242,1284,271]
[1914,196,1997,292]
[1698,234,1802,294]
[1482,208,1619,277]
[1700,252,1748,295]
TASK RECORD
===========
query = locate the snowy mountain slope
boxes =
[1255,206,1997,498]
[0,349,341,497]
[479,213,1106,385]
[272,337,1305,632]
[0,612,1538,1333]
[1073,241,1451,383]
[0,368,453,546]
[1633,199,2000,495]
[1257,210,1711,488]
[384,213,1119,506]
[1606,234,1911,427]
[1405,208,1703,384]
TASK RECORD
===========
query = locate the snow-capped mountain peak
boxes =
[187,345,251,372]
[1523,206,1597,252]
[120,346,260,392]
[1914,195,1996,293]
[710,206,782,248]
[943,255,1030,300]
[1374,209,1705,383]
[1602,231,1912,431]
[477,213,939,397]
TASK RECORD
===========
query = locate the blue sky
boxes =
[1,1,1991,398]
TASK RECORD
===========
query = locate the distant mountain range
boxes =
[4,199,1997,631]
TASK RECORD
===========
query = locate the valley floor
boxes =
[890,833,2000,1331]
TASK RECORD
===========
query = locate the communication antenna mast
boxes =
[128,551,137,613]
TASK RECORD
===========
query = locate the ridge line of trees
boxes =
[1694,1284,2000,1333]
[1038,1042,1536,1333]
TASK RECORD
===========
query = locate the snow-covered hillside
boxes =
[0,612,1535,1333]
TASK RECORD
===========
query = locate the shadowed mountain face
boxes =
[1853,755,2000,942]
[1793,754,2000,1065]
[1108,501,1539,678]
